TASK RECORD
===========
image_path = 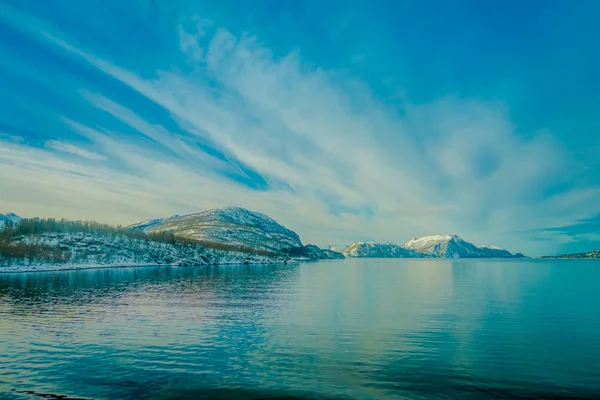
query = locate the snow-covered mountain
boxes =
[403,234,523,258]
[342,242,432,258]
[128,207,303,253]
[129,207,344,260]
[0,213,22,228]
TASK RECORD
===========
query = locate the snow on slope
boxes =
[342,242,432,258]
[128,215,180,231]
[128,207,302,252]
[403,234,520,258]
[0,213,22,228]
[0,232,291,273]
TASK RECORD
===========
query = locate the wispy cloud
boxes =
[0,2,598,256]
[45,140,107,161]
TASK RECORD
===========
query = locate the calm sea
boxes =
[1,259,600,399]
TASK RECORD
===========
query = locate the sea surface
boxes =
[1,259,600,400]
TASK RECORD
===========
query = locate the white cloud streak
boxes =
[0,5,598,256]
[45,140,107,161]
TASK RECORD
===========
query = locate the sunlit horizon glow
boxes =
[1,1,599,256]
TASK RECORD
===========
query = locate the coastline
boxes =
[0,259,298,274]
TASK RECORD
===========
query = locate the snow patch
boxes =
[127,206,302,252]
[0,232,293,273]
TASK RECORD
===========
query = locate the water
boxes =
[1,259,600,400]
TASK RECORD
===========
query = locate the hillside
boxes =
[0,218,292,272]
[541,249,600,259]
[289,244,345,260]
[342,242,431,258]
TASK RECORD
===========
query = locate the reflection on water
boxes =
[1,259,600,399]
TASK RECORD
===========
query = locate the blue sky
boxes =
[1,0,599,256]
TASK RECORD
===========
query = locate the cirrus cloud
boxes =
[0,2,598,256]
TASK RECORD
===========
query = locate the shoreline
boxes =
[3,257,598,274]
[0,259,299,274]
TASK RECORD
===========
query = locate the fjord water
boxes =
[1,260,600,400]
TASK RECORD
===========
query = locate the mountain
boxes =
[403,234,523,258]
[0,213,22,228]
[128,207,343,260]
[342,242,431,258]
[541,249,600,259]
[129,207,302,252]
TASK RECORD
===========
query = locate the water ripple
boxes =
[2,260,600,399]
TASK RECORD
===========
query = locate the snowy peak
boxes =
[403,234,520,258]
[342,242,432,258]
[404,234,461,247]
[128,207,302,252]
[190,207,292,231]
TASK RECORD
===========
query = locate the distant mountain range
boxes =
[14,206,600,270]
[340,234,524,259]
[127,209,525,259]
[541,249,600,259]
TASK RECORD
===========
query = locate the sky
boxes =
[0,0,599,256]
